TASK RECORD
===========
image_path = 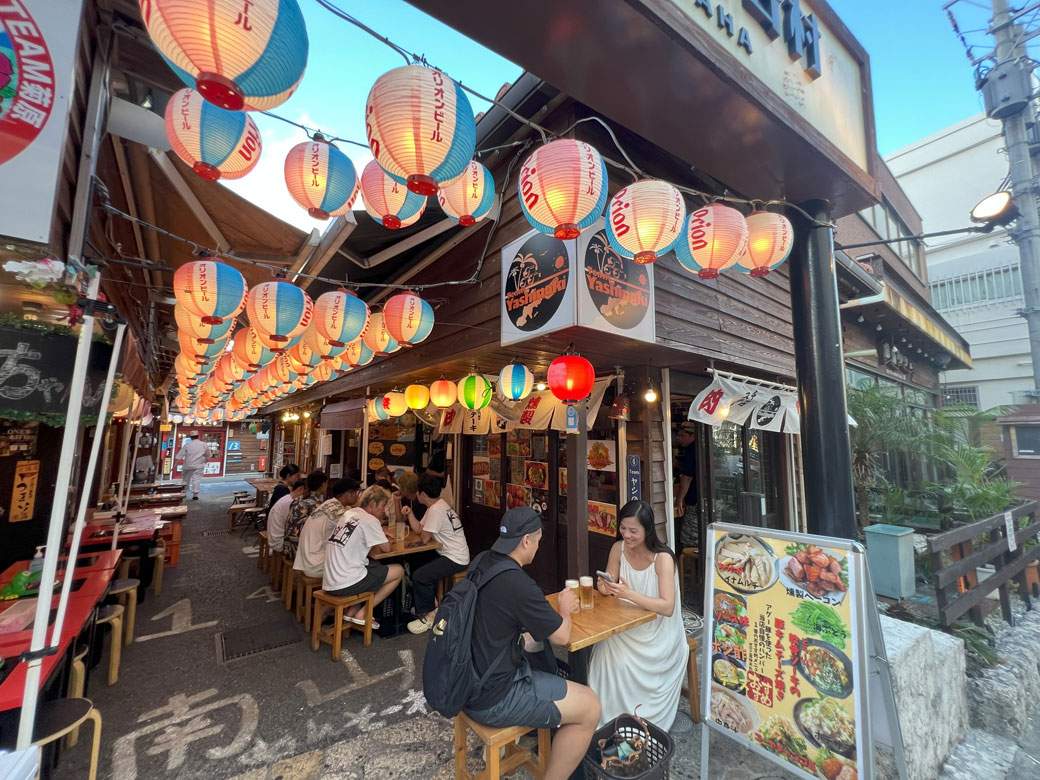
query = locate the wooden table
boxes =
[92,505,187,522]
[245,478,279,510]
[127,492,185,508]
[129,482,184,494]
[0,551,122,587]
[545,591,656,683]
[367,532,442,637]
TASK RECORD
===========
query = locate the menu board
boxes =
[704,524,864,780]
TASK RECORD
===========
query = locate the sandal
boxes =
[346,614,378,629]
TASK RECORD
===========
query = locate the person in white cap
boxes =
[176,433,209,500]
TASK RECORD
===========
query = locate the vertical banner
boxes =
[10,459,39,521]
[704,523,867,780]
[625,454,642,503]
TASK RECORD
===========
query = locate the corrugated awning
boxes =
[320,398,367,430]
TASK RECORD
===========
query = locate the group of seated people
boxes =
[262,464,687,780]
[263,462,470,632]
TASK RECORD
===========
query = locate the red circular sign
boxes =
[0,1,56,166]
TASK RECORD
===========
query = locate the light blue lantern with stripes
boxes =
[498,361,534,401]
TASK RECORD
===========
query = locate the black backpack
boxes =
[422,551,517,717]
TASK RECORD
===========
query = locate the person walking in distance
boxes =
[177,432,209,500]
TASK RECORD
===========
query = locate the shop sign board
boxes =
[701,522,907,780]
[10,458,38,521]
[500,224,659,347]
[625,455,641,503]
[671,0,869,172]
[0,0,85,248]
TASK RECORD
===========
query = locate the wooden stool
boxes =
[678,547,699,602]
[239,507,266,539]
[454,712,551,780]
[257,531,269,572]
[232,490,252,504]
[436,569,467,602]
[108,578,139,646]
[117,557,132,580]
[150,542,166,596]
[282,552,295,610]
[269,549,284,592]
[310,590,374,659]
[66,646,90,747]
[684,636,701,722]
[95,604,123,685]
[227,502,257,531]
[33,698,102,780]
[295,574,322,631]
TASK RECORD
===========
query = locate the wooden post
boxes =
[566,402,589,579]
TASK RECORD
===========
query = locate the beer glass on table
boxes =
[565,579,580,613]
[396,522,407,542]
[579,576,595,610]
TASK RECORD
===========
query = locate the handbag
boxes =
[597,710,650,778]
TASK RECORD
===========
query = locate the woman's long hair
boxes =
[618,500,677,563]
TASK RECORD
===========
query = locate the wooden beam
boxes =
[109,135,157,286]
[149,148,230,252]
[294,214,357,288]
[357,217,458,269]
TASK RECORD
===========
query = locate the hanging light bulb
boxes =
[535,379,547,392]
[644,384,658,403]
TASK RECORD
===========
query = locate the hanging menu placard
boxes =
[703,523,867,780]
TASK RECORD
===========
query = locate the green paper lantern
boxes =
[457,374,492,410]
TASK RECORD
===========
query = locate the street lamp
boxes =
[970,190,1018,226]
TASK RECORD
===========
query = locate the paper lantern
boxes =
[301,323,346,360]
[284,138,360,219]
[498,362,534,401]
[165,88,261,181]
[263,355,297,385]
[382,392,408,417]
[343,338,374,367]
[213,353,244,386]
[547,353,595,404]
[313,289,370,347]
[736,211,794,277]
[457,374,492,410]
[174,259,247,325]
[288,338,323,369]
[310,360,334,383]
[362,310,402,356]
[138,0,308,111]
[231,326,275,371]
[437,160,495,226]
[382,293,434,347]
[365,65,476,195]
[518,139,608,239]
[179,331,228,364]
[370,396,390,421]
[360,160,427,229]
[405,384,430,410]
[246,281,313,346]
[174,303,235,344]
[605,180,686,265]
[674,205,749,280]
[430,378,457,408]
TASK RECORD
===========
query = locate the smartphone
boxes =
[596,570,615,584]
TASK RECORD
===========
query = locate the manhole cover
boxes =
[217,616,302,662]
[202,529,234,537]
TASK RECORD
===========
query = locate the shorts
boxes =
[464,661,567,730]
[326,564,389,597]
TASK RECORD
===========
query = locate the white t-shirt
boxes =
[421,498,470,566]
[323,507,388,592]
[294,498,346,577]
[267,493,294,552]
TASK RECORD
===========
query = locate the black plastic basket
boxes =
[582,715,673,780]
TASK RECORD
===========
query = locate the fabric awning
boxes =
[321,398,367,430]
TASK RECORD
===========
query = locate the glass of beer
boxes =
[396,522,407,542]
[579,576,595,610]
[565,579,580,612]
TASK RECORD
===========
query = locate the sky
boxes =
[220,1,996,232]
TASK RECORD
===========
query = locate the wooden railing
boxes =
[927,501,1039,630]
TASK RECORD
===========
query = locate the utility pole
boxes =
[984,0,1040,396]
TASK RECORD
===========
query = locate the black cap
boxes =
[491,507,543,554]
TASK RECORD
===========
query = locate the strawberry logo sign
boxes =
[0,1,55,166]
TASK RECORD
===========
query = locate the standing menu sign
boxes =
[702,522,907,780]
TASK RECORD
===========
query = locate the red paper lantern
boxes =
[547,353,595,404]
[430,379,457,408]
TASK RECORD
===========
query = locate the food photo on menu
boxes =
[707,530,860,780]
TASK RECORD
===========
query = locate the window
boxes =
[845,367,875,390]
[942,385,980,408]
[930,264,1023,311]
[1012,425,1040,457]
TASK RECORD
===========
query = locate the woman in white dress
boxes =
[588,500,688,730]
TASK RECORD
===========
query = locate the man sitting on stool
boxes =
[405,475,471,635]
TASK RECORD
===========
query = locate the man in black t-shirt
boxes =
[676,421,700,549]
[465,508,601,780]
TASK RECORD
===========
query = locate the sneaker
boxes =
[192,495,199,500]
[407,616,432,635]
